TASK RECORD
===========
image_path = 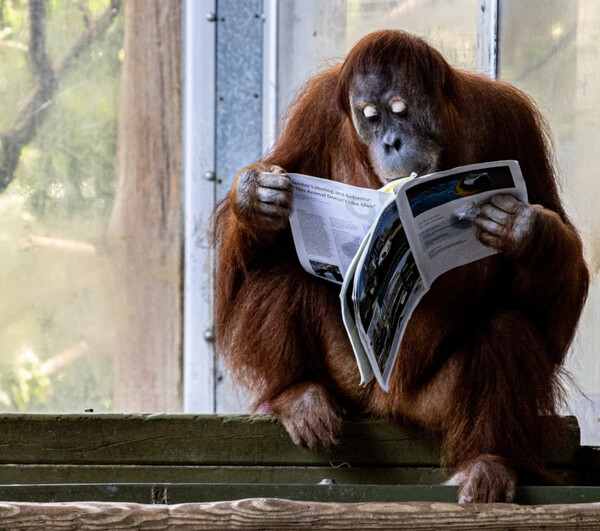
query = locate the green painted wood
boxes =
[0,465,596,488]
[0,483,598,505]
[0,414,437,466]
[0,414,582,467]
[0,413,593,506]
[515,486,600,505]
[0,465,451,486]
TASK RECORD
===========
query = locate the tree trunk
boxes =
[107,0,182,412]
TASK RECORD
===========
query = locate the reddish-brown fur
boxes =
[214,31,589,502]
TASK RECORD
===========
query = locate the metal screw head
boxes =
[204,329,215,343]
[206,12,217,22]
[204,171,216,181]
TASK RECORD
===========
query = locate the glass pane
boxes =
[277,0,477,122]
[500,0,600,444]
[0,1,182,413]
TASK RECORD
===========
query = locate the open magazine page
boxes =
[340,226,376,386]
[396,160,528,289]
[288,173,390,284]
[349,195,426,390]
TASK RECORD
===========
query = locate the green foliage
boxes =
[0,0,123,412]
[0,347,51,411]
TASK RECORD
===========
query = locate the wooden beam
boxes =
[0,464,451,486]
[0,414,439,466]
[0,499,600,530]
[0,484,598,505]
[0,414,582,467]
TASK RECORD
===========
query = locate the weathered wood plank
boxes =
[0,414,434,466]
[0,483,598,505]
[1,465,596,488]
[0,464,450,486]
[0,483,457,504]
[0,414,582,467]
[0,499,600,530]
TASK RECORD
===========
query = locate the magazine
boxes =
[288,161,528,390]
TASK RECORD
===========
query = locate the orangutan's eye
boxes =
[362,104,378,119]
[390,98,407,115]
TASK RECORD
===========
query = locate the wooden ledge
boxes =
[1,498,600,530]
[0,414,597,506]
[0,413,583,466]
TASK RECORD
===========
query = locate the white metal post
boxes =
[182,0,217,413]
[262,0,279,153]
[477,0,499,79]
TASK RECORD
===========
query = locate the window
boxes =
[500,0,600,445]
[0,0,182,413]
[0,0,123,412]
